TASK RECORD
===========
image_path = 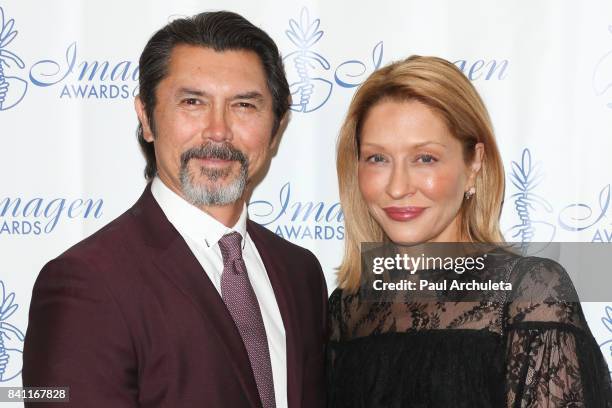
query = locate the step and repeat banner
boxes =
[1,0,612,397]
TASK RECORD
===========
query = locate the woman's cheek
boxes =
[358,166,388,203]
[420,167,462,201]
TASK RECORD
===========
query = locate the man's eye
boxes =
[236,102,256,109]
[182,98,200,105]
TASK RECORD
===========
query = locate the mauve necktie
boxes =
[219,231,276,408]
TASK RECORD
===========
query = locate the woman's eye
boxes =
[417,154,437,164]
[365,154,387,163]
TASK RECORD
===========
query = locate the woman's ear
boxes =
[467,142,485,185]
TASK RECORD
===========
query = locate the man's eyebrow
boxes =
[177,87,207,97]
[232,91,265,101]
[176,88,265,101]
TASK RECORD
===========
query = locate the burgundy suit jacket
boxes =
[22,185,328,407]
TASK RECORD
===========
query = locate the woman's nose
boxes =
[386,164,415,200]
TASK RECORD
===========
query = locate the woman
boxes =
[328,56,612,407]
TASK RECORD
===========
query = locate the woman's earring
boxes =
[464,187,476,200]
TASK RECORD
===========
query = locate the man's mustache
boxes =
[180,143,248,166]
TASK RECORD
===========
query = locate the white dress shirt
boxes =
[151,177,287,408]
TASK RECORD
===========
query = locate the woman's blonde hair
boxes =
[336,55,506,291]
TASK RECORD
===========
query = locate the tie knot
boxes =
[218,231,243,263]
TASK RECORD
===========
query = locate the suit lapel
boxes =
[248,221,304,408]
[131,185,261,407]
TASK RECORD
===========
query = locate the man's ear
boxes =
[135,96,154,142]
[270,111,290,151]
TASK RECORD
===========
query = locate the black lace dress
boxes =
[327,249,612,407]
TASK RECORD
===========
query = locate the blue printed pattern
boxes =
[284,8,383,113]
[600,306,612,373]
[284,8,332,113]
[0,280,24,382]
[0,6,27,111]
[506,148,555,248]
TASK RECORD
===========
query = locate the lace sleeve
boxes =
[504,257,612,407]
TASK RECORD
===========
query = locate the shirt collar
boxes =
[151,176,248,249]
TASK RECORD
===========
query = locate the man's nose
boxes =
[386,163,415,200]
[204,105,231,142]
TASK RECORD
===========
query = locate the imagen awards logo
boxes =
[506,148,555,246]
[0,280,24,383]
[0,6,28,111]
[283,7,384,113]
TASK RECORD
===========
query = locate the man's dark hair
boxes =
[137,11,290,181]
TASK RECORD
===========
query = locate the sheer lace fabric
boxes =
[327,249,612,407]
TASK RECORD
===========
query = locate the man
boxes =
[23,11,328,408]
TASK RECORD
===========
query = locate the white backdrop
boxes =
[1,0,612,401]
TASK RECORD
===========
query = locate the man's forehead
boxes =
[163,44,269,94]
[167,45,262,74]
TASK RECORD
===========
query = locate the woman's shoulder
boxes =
[328,286,362,322]
[329,286,343,299]
[482,246,577,298]
[328,286,344,311]
[328,286,356,312]
[502,253,587,327]
[508,254,579,302]
[329,285,361,301]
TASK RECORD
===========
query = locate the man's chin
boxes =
[199,171,238,185]
[187,179,233,193]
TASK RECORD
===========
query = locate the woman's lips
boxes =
[383,206,426,221]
